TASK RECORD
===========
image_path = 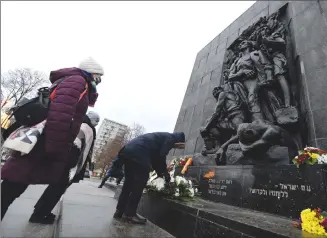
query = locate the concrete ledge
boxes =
[0,185,63,238]
[52,196,63,238]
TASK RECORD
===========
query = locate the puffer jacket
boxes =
[1,67,90,184]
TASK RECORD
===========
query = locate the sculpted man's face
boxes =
[238,41,251,51]
[213,87,224,99]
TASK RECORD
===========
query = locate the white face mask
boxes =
[90,118,99,127]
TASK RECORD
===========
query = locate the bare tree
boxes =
[1,68,48,106]
[94,122,146,178]
[123,122,146,143]
[95,132,127,178]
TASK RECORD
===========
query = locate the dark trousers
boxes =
[1,180,69,220]
[116,160,149,217]
[1,180,28,220]
[33,182,70,216]
[99,174,110,187]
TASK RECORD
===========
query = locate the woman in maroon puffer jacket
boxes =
[1,57,104,220]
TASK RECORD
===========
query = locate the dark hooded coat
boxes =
[119,132,185,175]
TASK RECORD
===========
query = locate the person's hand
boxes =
[173,142,185,149]
[245,70,256,78]
[215,148,226,165]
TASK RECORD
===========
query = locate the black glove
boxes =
[164,171,171,183]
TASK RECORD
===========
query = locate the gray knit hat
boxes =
[79,57,104,75]
[87,111,100,127]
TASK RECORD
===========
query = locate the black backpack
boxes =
[10,78,66,127]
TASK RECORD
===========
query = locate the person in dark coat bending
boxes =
[98,156,125,188]
[114,132,185,224]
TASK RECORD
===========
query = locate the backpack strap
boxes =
[49,78,88,102]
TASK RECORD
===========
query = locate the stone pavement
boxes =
[57,179,174,237]
[1,179,173,238]
[0,184,62,238]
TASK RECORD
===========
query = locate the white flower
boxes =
[188,188,195,197]
[188,180,193,187]
[152,177,165,191]
[318,154,327,164]
[175,176,187,186]
[195,188,198,193]
[174,188,180,197]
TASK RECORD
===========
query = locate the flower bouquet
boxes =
[293,208,327,236]
[167,157,188,170]
[167,157,193,174]
[292,147,327,168]
[146,158,198,201]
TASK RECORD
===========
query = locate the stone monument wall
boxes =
[171,1,327,158]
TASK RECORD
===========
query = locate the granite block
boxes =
[197,42,212,60]
[306,66,327,111]
[201,73,211,86]
[289,1,315,18]
[300,42,327,74]
[195,136,204,155]
[195,217,243,238]
[184,139,197,155]
[316,138,327,151]
[210,66,222,85]
[216,39,227,55]
[199,166,243,207]
[292,3,327,54]
[209,34,220,53]
[269,1,288,15]
[242,165,327,218]
[312,106,327,139]
[206,51,224,74]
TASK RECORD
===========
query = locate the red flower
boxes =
[313,208,322,218]
[304,147,327,154]
[320,218,327,228]
[297,153,310,164]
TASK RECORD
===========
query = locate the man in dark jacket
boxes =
[114,132,185,224]
[98,156,125,188]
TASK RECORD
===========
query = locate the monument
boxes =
[115,2,327,237]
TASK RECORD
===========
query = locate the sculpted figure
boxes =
[200,83,247,156]
[237,120,299,157]
[262,28,291,107]
[215,119,299,163]
[228,40,273,121]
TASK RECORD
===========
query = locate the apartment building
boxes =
[93,118,128,158]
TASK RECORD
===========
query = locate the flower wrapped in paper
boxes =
[292,147,327,167]
[146,158,199,200]
[293,208,327,236]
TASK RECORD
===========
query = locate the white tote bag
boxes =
[3,120,47,155]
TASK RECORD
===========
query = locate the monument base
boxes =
[113,164,326,238]
[136,194,311,238]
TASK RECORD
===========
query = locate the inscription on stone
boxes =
[249,183,312,199]
[207,179,233,197]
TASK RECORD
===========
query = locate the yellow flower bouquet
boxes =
[293,208,327,236]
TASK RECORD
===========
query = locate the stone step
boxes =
[0,185,62,238]
[135,193,324,238]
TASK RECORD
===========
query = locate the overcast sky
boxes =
[1,1,255,132]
